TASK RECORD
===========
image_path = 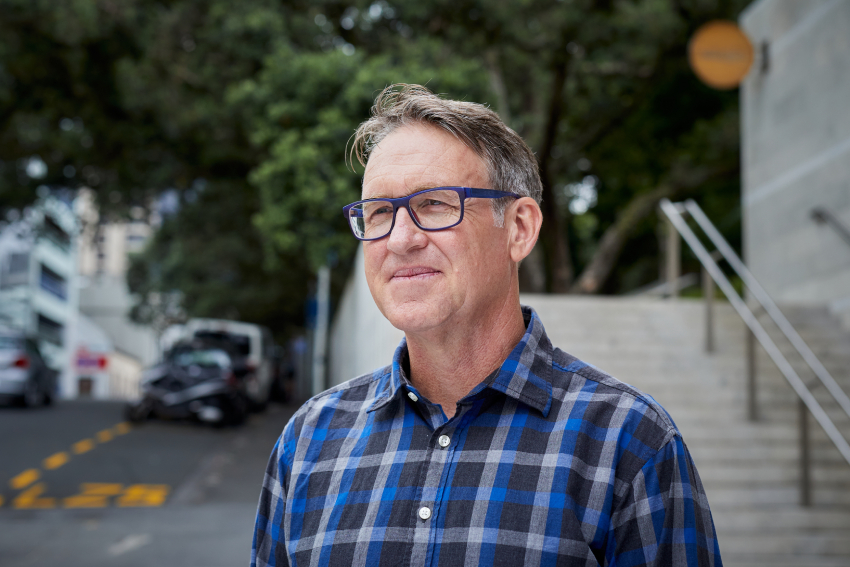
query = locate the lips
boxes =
[392,266,441,279]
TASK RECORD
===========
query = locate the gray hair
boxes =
[351,84,542,226]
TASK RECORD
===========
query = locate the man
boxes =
[252,84,721,567]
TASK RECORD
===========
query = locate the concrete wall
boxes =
[740,0,850,324]
[78,276,159,367]
[329,244,404,388]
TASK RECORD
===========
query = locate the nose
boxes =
[386,206,427,254]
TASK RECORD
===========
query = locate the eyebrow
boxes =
[363,184,448,200]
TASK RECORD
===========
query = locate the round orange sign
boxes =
[688,20,754,90]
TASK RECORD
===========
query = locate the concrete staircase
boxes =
[521,295,850,567]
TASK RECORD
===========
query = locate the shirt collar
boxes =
[369,305,554,417]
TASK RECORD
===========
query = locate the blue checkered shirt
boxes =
[252,307,722,566]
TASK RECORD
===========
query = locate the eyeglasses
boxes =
[343,186,520,241]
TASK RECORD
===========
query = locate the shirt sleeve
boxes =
[251,434,290,567]
[606,435,722,567]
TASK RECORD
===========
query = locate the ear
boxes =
[506,197,543,263]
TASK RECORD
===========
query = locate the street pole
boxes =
[311,264,330,397]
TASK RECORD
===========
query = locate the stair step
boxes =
[719,532,850,555]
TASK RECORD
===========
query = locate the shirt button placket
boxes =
[418,506,432,520]
[438,435,450,448]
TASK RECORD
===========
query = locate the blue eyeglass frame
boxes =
[342,186,521,241]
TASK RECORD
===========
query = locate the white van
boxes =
[184,318,275,411]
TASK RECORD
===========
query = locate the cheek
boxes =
[445,235,499,285]
[363,245,385,286]
[469,233,511,285]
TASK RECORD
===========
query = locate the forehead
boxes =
[362,124,488,198]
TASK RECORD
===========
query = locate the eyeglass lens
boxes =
[348,189,462,240]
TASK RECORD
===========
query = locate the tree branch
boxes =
[571,163,738,294]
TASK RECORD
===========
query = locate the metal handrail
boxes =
[812,207,850,248]
[684,199,850,421]
[659,199,850,505]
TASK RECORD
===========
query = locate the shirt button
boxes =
[418,506,432,520]
[438,435,450,448]
[407,392,419,402]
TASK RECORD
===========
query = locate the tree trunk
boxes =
[485,49,512,126]
[537,54,573,293]
[571,165,735,294]
[518,243,546,293]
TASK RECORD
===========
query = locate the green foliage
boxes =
[1,0,752,336]
[231,41,489,269]
[126,180,312,337]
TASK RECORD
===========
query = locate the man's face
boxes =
[362,124,515,336]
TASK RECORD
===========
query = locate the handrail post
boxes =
[747,327,757,421]
[665,216,680,299]
[799,399,811,506]
[702,264,715,353]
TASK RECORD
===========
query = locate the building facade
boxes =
[740,0,850,326]
[73,189,159,400]
[0,196,80,396]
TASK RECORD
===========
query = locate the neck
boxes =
[404,293,526,419]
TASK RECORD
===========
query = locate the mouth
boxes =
[391,266,441,281]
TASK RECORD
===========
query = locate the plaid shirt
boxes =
[253,307,721,567]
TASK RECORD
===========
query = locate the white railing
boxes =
[660,198,850,506]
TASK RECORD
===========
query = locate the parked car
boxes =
[124,341,249,427]
[184,319,276,412]
[0,329,57,407]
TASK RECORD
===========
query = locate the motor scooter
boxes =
[125,344,249,427]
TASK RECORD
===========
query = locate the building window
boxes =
[42,216,71,251]
[0,253,29,289]
[37,313,64,346]
[39,264,67,300]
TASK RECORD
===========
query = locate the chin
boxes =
[380,299,455,334]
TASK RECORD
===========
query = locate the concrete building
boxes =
[0,196,80,396]
[740,0,850,327]
[73,190,159,399]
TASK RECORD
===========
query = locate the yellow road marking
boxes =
[43,451,70,470]
[72,439,95,454]
[10,468,40,490]
[4,423,139,507]
[116,484,170,507]
[13,482,55,509]
[64,483,124,508]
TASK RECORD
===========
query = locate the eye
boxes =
[365,204,393,222]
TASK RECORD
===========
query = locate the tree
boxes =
[1,0,751,337]
[126,180,312,337]
[241,0,747,292]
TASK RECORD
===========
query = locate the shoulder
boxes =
[282,365,393,444]
[549,347,679,458]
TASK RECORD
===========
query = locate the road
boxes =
[0,399,295,567]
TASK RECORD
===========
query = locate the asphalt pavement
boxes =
[0,399,296,566]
